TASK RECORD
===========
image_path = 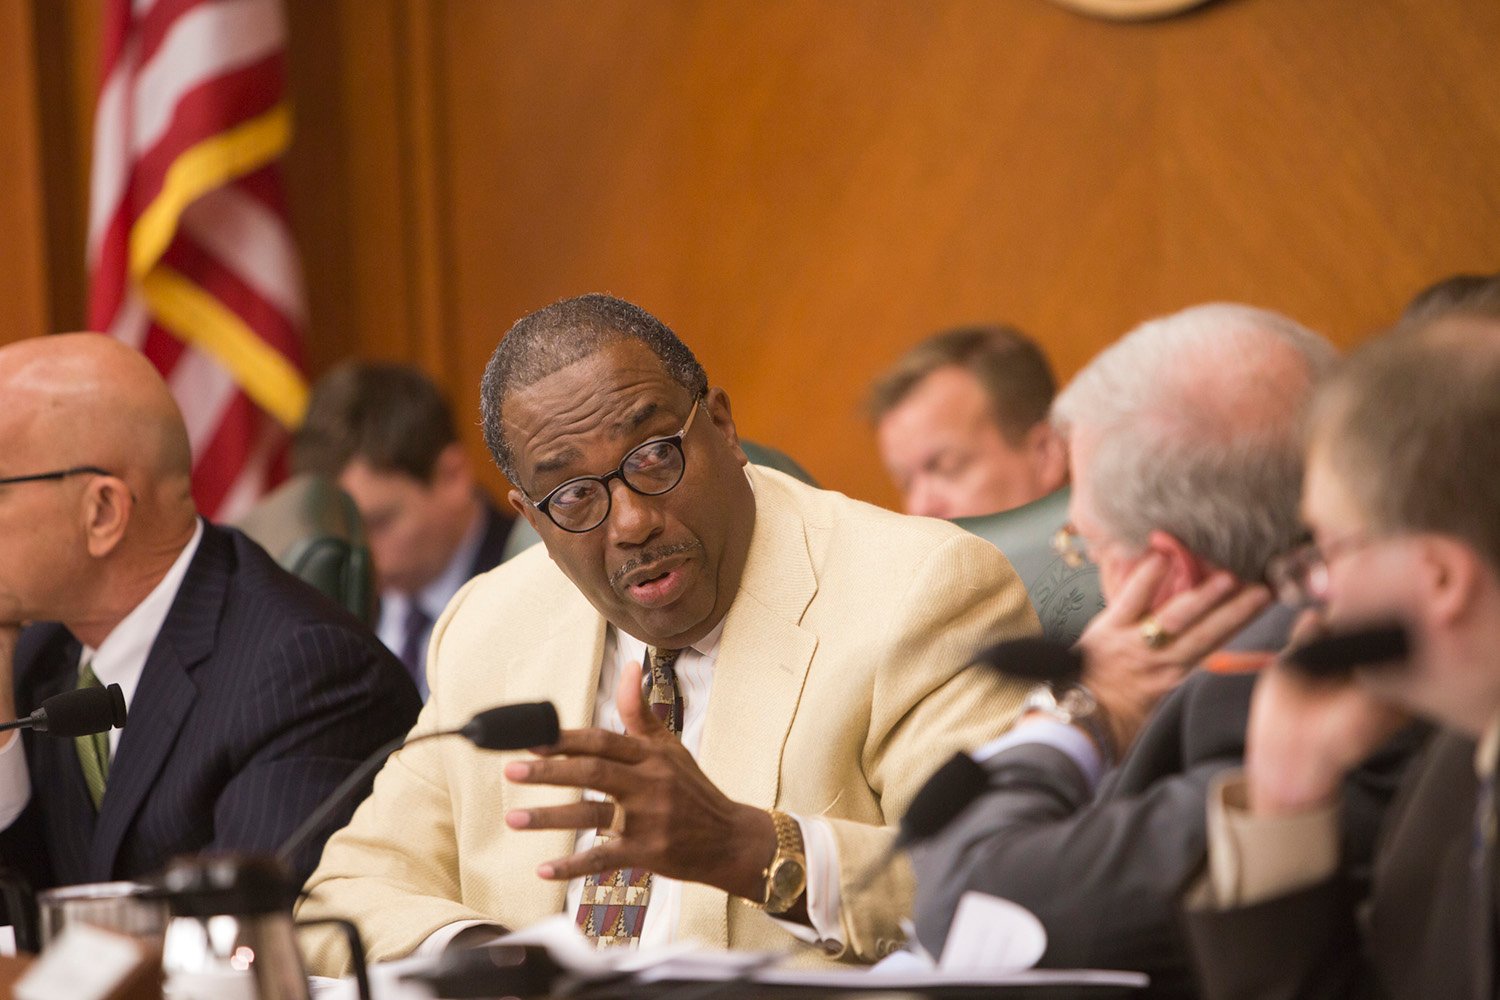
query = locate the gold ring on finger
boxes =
[606,799,627,837]
[1139,614,1173,649]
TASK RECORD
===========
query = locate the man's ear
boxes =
[82,475,133,559]
[1144,529,1210,604]
[1420,535,1485,628]
[1026,422,1070,494]
[507,487,538,526]
[703,387,748,466]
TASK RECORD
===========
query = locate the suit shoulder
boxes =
[444,539,582,624]
[757,467,1020,583]
[219,527,369,626]
[213,528,399,676]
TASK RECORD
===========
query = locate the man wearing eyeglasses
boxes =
[298,293,1039,971]
[0,335,420,903]
[1187,285,1500,998]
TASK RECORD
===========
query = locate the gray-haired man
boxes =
[909,304,1409,999]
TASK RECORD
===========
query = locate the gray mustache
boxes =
[611,541,702,587]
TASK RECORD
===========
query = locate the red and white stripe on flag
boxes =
[87,0,308,521]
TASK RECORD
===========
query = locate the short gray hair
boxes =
[479,294,708,486]
[1052,303,1338,581]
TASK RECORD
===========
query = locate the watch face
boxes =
[769,857,806,899]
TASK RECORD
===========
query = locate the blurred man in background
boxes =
[1188,280,1500,999]
[294,362,513,698]
[870,325,1069,518]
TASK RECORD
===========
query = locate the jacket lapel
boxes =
[88,526,226,880]
[679,466,819,947]
[496,571,607,916]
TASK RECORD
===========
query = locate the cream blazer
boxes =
[299,466,1037,973]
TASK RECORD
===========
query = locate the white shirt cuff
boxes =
[772,815,843,952]
[415,919,505,958]
[973,718,1107,792]
[0,732,31,831]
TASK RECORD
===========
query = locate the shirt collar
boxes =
[81,518,205,709]
[616,616,727,661]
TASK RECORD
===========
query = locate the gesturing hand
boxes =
[1077,553,1272,755]
[503,659,775,902]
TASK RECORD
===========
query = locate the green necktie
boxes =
[74,661,110,810]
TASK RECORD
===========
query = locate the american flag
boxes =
[87,0,307,521]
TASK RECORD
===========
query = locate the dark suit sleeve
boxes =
[1184,877,1366,1000]
[1184,728,1461,1000]
[208,621,420,883]
[910,736,1236,985]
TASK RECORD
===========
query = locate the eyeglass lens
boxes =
[545,438,685,531]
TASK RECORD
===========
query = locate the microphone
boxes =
[0,683,127,738]
[850,750,992,897]
[1283,621,1410,678]
[894,750,990,851]
[972,635,1084,687]
[276,701,560,865]
[458,701,562,751]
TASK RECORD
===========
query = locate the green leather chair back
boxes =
[953,485,1104,645]
[235,474,376,625]
[500,440,820,564]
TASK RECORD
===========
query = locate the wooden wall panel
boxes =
[414,0,1500,507]
[0,1,51,347]
[12,0,1500,512]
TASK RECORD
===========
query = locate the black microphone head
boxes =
[461,702,560,751]
[34,685,126,738]
[106,683,127,729]
[896,751,990,849]
[972,635,1084,687]
[1284,621,1410,678]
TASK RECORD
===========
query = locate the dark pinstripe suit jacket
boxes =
[0,522,422,890]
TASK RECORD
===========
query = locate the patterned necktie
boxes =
[399,603,433,699]
[574,646,684,947]
[74,661,110,810]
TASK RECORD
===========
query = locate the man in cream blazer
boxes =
[299,294,1036,973]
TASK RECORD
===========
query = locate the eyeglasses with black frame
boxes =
[0,466,113,488]
[525,398,702,533]
[1265,529,1378,607]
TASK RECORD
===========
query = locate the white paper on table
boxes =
[938,890,1048,972]
[312,906,1147,997]
[310,916,744,1000]
[14,923,148,1000]
[0,924,15,957]
[310,952,437,1000]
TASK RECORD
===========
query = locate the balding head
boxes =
[0,334,192,483]
[1052,304,1337,581]
[0,334,197,640]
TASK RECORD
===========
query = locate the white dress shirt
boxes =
[0,519,205,829]
[420,620,845,955]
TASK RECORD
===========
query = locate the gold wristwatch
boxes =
[754,809,807,914]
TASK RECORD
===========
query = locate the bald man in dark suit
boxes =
[0,334,419,895]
